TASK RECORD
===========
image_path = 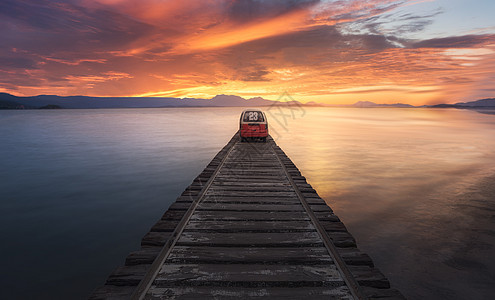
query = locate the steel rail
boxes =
[130,138,238,300]
[271,140,367,300]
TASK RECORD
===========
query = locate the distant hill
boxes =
[428,98,495,109]
[0,93,300,109]
[0,93,25,109]
[2,92,494,110]
[350,98,495,109]
[0,99,24,109]
[351,101,414,108]
[455,98,495,107]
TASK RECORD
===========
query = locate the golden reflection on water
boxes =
[269,107,495,299]
[272,107,494,207]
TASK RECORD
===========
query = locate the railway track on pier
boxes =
[91,133,403,299]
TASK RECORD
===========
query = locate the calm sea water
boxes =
[1,107,495,299]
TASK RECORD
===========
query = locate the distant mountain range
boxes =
[1,92,494,110]
[339,99,494,108]
[0,93,287,109]
[346,101,415,108]
[429,98,495,108]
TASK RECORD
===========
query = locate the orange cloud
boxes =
[173,9,310,53]
[1,0,495,105]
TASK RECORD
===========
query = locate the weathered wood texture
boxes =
[90,133,404,300]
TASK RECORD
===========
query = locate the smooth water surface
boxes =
[1,107,495,299]
[0,108,244,299]
[273,107,495,299]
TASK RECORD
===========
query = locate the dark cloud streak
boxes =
[0,0,154,56]
[411,35,495,48]
[227,0,320,22]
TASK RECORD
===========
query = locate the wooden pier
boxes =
[91,133,403,299]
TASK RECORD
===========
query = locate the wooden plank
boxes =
[146,286,353,299]
[185,185,203,191]
[326,232,356,248]
[224,158,278,161]
[216,172,285,177]
[314,212,340,222]
[218,168,283,172]
[349,266,390,289]
[196,203,303,212]
[201,197,301,204]
[176,231,324,247]
[175,196,196,202]
[150,220,181,232]
[361,287,406,299]
[217,169,283,174]
[126,247,161,266]
[106,265,150,286]
[221,165,283,169]
[207,186,295,192]
[167,246,333,265]
[320,221,348,232]
[202,196,299,201]
[152,264,345,288]
[90,285,136,300]
[214,175,286,180]
[185,220,315,232]
[305,198,327,205]
[212,182,291,187]
[295,183,312,188]
[337,248,374,267]
[309,204,333,212]
[220,157,280,162]
[142,232,172,247]
[223,161,280,164]
[205,191,297,198]
[161,210,187,221]
[167,202,192,211]
[213,177,287,182]
[214,177,287,183]
[298,188,318,193]
[190,211,311,221]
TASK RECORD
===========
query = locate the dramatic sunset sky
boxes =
[1,0,494,105]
